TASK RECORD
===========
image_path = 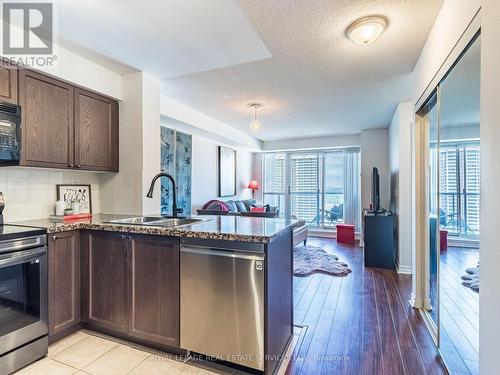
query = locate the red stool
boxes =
[337,224,355,245]
[440,230,448,251]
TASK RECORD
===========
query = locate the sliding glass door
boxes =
[323,151,345,228]
[289,153,323,226]
[263,149,360,230]
[263,153,287,216]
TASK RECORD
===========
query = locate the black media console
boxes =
[363,210,396,270]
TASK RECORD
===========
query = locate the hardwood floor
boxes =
[439,246,479,375]
[286,237,447,375]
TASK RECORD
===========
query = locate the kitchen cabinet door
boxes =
[0,63,18,104]
[81,231,129,333]
[128,234,180,347]
[48,231,80,336]
[74,88,118,172]
[19,69,74,169]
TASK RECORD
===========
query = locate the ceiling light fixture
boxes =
[249,104,262,132]
[346,15,389,45]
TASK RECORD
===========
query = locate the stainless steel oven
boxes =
[0,234,48,374]
[0,102,21,165]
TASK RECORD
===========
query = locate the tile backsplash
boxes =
[0,167,100,222]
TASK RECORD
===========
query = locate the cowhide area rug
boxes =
[461,264,479,292]
[293,245,351,277]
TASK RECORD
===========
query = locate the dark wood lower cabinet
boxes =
[129,234,180,346]
[48,231,80,336]
[81,231,129,333]
[78,231,180,347]
[49,230,290,373]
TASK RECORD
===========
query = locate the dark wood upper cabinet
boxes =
[74,88,118,172]
[17,69,118,172]
[128,235,180,347]
[48,231,80,336]
[81,231,129,333]
[0,63,18,104]
[19,69,74,169]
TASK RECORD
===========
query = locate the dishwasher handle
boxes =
[181,245,265,261]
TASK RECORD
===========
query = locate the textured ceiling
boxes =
[162,0,443,141]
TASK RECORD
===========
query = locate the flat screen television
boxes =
[371,167,380,212]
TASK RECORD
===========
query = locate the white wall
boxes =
[141,73,161,215]
[160,97,261,151]
[413,0,481,104]
[159,125,254,212]
[360,128,389,210]
[191,136,253,210]
[389,102,413,273]
[480,2,500,374]
[160,96,256,212]
[100,72,161,216]
[0,168,100,222]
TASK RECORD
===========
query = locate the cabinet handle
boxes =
[68,164,74,167]
[120,234,126,240]
[52,235,58,241]
[76,164,81,168]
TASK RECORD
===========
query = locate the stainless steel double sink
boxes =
[104,216,204,227]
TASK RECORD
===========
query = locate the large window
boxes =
[263,149,361,230]
[439,142,480,237]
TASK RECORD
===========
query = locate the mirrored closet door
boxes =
[416,32,480,375]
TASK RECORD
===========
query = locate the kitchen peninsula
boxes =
[15,214,302,374]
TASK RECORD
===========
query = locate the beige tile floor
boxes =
[15,328,302,375]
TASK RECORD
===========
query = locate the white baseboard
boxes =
[447,237,479,248]
[397,265,412,275]
[308,230,336,239]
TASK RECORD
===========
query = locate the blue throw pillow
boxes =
[225,200,238,212]
[235,201,248,212]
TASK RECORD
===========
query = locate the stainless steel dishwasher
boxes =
[180,239,265,371]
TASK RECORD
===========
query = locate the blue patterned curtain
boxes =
[160,127,192,215]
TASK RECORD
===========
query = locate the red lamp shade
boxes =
[248,180,260,190]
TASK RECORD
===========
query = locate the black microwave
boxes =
[0,102,21,165]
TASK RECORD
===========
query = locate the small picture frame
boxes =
[56,184,92,213]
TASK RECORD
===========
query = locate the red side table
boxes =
[337,224,355,245]
[440,230,448,251]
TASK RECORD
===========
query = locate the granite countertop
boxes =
[12,214,305,243]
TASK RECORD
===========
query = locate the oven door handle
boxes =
[0,247,47,267]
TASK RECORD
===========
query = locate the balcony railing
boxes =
[263,191,344,228]
[439,191,480,236]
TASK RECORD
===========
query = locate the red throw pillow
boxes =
[251,206,266,213]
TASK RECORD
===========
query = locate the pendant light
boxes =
[249,104,262,132]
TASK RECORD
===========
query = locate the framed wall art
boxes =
[56,184,92,213]
[218,146,236,197]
